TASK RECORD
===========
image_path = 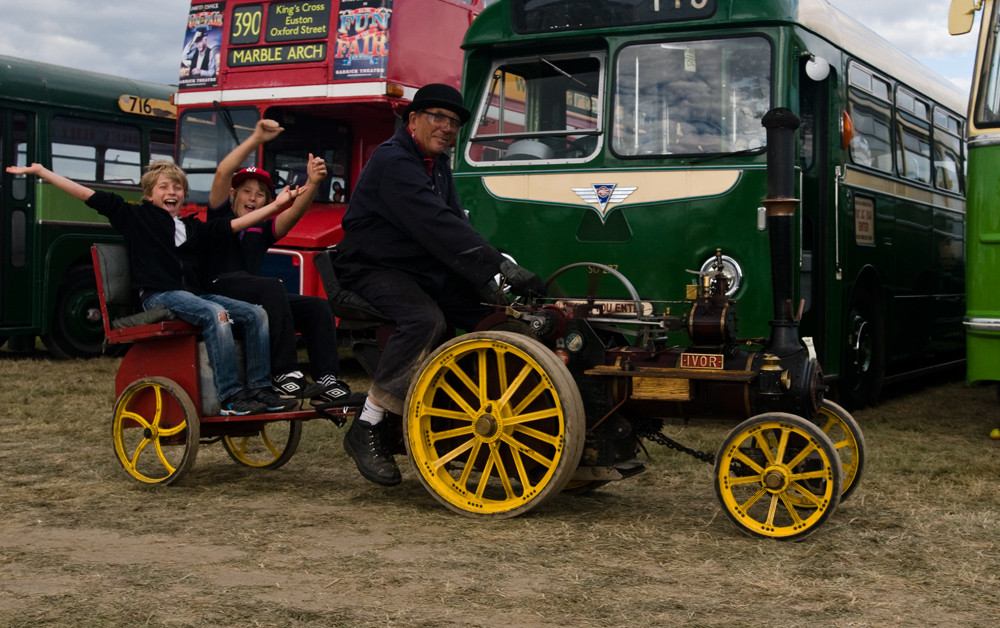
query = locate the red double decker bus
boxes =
[174,0,488,301]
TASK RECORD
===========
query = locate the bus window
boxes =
[51,117,143,185]
[261,113,351,203]
[613,37,771,156]
[12,111,29,200]
[896,87,932,185]
[933,108,963,193]
[848,66,893,172]
[469,54,603,163]
[149,129,176,164]
[178,108,259,203]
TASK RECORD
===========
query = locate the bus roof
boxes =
[0,54,176,113]
[467,0,966,115]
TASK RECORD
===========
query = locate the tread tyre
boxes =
[43,266,107,359]
[841,283,885,409]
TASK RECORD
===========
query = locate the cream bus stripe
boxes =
[842,168,965,212]
[481,170,741,207]
[174,82,416,105]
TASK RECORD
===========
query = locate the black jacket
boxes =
[86,190,234,295]
[333,126,504,296]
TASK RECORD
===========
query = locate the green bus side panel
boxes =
[966,146,1000,384]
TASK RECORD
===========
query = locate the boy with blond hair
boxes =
[6,160,303,416]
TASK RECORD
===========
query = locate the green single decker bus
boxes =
[1,55,176,358]
[456,0,968,408]
[950,0,1000,394]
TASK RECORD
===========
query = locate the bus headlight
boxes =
[699,254,743,296]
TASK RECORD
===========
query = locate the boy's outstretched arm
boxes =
[208,118,284,209]
[273,153,327,238]
[229,185,303,232]
[5,164,95,201]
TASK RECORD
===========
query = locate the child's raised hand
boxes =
[306,153,328,186]
[5,163,44,176]
[253,119,284,143]
[272,185,304,208]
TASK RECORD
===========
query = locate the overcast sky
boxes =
[0,0,983,93]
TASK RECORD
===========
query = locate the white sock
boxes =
[358,398,386,426]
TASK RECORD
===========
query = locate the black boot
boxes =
[343,413,402,486]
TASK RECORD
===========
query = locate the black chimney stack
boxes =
[761,108,801,356]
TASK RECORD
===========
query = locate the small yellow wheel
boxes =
[813,400,866,501]
[112,377,199,485]
[714,413,842,541]
[405,331,585,518]
[222,420,302,469]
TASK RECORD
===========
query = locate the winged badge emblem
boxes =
[571,183,638,222]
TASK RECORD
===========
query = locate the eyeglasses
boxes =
[421,111,463,131]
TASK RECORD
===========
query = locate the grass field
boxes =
[1,343,999,627]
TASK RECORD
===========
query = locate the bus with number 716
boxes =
[0,55,176,358]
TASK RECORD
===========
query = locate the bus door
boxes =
[0,109,34,328]
[798,59,831,365]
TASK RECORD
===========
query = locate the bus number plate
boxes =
[680,353,723,370]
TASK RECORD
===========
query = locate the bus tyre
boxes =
[840,284,885,409]
[43,266,107,359]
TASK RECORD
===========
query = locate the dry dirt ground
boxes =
[1,346,999,627]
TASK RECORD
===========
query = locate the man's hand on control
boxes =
[500,260,547,299]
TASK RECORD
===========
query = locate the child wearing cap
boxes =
[203,119,351,406]
[5,160,306,416]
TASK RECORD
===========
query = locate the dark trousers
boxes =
[210,272,340,380]
[349,269,491,413]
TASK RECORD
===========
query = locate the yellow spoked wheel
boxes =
[112,377,199,485]
[714,413,842,541]
[405,331,585,519]
[813,400,866,502]
[222,420,302,469]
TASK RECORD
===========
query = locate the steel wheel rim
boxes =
[716,418,839,539]
[222,420,301,468]
[408,337,571,515]
[113,379,197,484]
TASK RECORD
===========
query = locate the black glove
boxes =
[478,278,506,305]
[500,260,547,299]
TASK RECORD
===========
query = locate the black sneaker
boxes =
[220,391,268,416]
[272,371,326,399]
[311,376,352,405]
[253,387,300,413]
[343,413,401,486]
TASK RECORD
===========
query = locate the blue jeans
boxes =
[142,290,271,401]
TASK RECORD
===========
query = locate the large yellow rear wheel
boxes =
[112,377,199,485]
[405,331,585,518]
[714,413,842,541]
[222,420,302,469]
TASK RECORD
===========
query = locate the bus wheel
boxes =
[840,285,885,409]
[222,420,302,469]
[714,413,842,541]
[43,266,106,359]
[405,331,586,519]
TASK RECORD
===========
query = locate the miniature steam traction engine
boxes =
[398,110,865,540]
